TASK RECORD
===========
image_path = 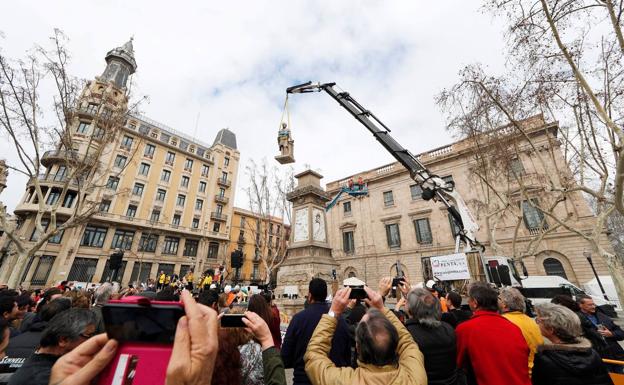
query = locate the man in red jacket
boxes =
[456,282,530,385]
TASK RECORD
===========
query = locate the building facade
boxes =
[325,117,614,288]
[227,207,290,285]
[5,40,240,287]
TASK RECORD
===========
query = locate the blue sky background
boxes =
[0,1,507,212]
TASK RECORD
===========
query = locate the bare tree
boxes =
[0,30,143,287]
[244,159,293,285]
[437,0,624,303]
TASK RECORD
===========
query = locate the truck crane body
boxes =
[286,81,482,253]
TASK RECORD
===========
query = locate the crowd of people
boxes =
[0,275,619,385]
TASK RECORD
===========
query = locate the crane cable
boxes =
[279,94,291,132]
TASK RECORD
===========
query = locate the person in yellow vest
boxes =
[499,286,544,377]
[185,270,194,291]
[165,275,171,286]
[157,271,166,291]
[202,274,212,290]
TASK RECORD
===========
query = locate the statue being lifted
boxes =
[275,121,295,164]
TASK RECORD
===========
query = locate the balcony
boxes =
[77,106,98,119]
[210,212,228,222]
[41,150,96,168]
[27,173,81,188]
[217,178,231,187]
[214,195,229,204]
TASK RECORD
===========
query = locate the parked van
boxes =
[519,275,617,317]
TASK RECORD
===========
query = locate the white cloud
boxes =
[0,1,507,212]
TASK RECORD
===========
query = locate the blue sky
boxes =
[0,1,507,212]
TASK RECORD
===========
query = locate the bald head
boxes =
[355,309,399,366]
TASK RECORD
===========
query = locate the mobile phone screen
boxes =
[220,314,246,328]
[103,304,184,343]
[348,287,367,300]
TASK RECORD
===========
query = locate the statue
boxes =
[275,122,295,164]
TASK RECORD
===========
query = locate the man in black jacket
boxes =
[281,278,351,385]
[577,295,624,371]
[8,308,96,385]
[441,291,471,329]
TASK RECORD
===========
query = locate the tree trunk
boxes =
[7,250,29,289]
[599,248,624,307]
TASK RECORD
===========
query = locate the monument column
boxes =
[275,170,339,316]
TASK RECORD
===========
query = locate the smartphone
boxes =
[392,277,405,288]
[220,314,246,328]
[348,287,368,300]
[97,298,184,385]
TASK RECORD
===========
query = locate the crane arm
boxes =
[287,81,482,252]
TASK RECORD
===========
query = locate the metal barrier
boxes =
[604,358,624,385]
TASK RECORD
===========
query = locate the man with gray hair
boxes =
[498,287,543,376]
[405,288,459,385]
[8,308,96,385]
[91,283,114,334]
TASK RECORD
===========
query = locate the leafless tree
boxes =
[244,158,293,285]
[437,0,624,303]
[0,30,144,287]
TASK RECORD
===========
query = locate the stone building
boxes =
[227,207,290,285]
[5,40,240,287]
[325,117,613,288]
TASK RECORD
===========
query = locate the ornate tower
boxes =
[275,170,339,315]
[101,38,137,89]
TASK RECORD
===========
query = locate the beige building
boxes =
[325,117,614,288]
[7,40,240,287]
[227,207,290,285]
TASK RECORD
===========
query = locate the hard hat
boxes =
[224,285,232,293]
[209,284,217,289]
[425,280,436,289]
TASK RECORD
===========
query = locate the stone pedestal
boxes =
[275,170,339,315]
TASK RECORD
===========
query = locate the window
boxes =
[218,188,225,197]
[201,164,209,177]
[93,127,105,140]
[100,260,127,283]
[195,199,203,210]
[76,122,90,134]
[343,231,355,253]
[161,132,171,142]
[181,176,190,188]
[180,140,189,151]
[30,255,55,285]
[216,204,223,215]
[54,165,67,181]
[81,226,108,248]
[385,223,401,248]
[522,199,547,230]
[184,158,193,171]
[138,163,150,176]
[199,181,206,193]
[162,237,180,255]
[114,155,127,168]
[106,176,120,190]
[177,194,186,207]
[144,144,156,158]
[543,258,567,279]
[172,214,181,226]
[67,258,98,282]
[139,123,150,135]
[132,183,144,196]
[224,157,230,167]
[130,262,153,284]
[509,158,525,177]
[410,184,423,200]
[86,103,98,114]
[165,151,175,165]
[207,242,219,259]
[30,219,49,242]
[139,234,158,252]
[126,205,137,218]
[343,201,352,215]
[155,189,166,201]
[150,209,160,223]
[121,135,134,149]
[221,172,228,182]
[46,190,61,205]
[49,227,64,244]
[442,175,454,185]
[240,216,246,228]
[161,170,171,182]
[192,218,199,229]
[111,230,135,250]
[213,222,221,233]
[252,264,258,280]
[100,200,111,212]
[62,191,76,208]
[414,218,433,244]
[383,191,394,207]
[184,240,199,257]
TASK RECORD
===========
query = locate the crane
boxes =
[285,81,483,252]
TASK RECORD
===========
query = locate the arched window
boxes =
[348,271,356,278]
[543,258,567,279]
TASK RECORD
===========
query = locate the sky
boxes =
[0,1,507,212]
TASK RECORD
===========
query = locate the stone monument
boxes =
[275,169,339,316]
[0,160,7,195]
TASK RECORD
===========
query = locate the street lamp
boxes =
[584,251,609,301]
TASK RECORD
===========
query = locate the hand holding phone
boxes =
[220,314,247,328]
[348,287,368,300]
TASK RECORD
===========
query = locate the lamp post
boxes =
[584,251,609,301]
